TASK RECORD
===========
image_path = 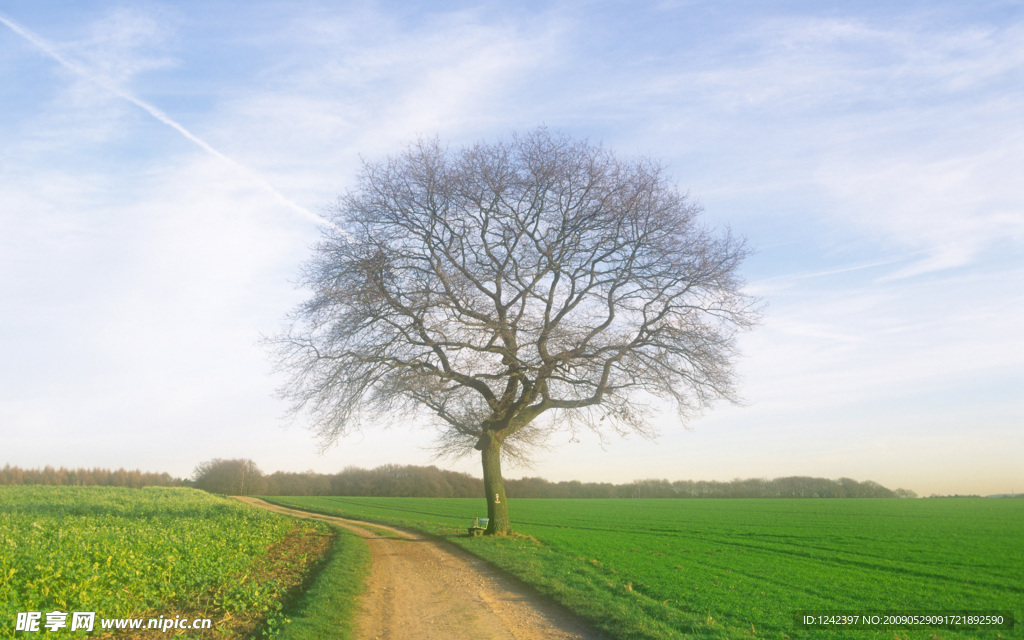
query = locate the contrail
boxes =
[0,12,340,231]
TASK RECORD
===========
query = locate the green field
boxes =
[0,486,366,638]
[265,496,1024,640]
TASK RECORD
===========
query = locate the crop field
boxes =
[266,496,1024,640]
[0,486,352,638]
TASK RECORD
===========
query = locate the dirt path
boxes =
[234,497,605,640]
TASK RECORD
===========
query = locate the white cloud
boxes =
[740,262,1024,415]
[68,7,178,87]
[818,136,1024,277]
[621,12,1024,276]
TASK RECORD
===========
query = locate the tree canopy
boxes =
[271,128,760,533]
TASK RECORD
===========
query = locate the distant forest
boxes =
[0,465,182,488]
[2,462,917,499]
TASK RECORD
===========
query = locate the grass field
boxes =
[265,496,1023,640]
[0,486,367,638]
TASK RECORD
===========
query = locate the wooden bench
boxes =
[468,517,488,536]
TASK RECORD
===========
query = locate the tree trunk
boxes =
[479,431,511,535]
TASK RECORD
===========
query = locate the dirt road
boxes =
[234,497,604,640]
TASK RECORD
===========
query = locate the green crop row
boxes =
[265,496,1024,640]
[1,486,326,636]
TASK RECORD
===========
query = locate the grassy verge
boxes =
[273,524,371,640]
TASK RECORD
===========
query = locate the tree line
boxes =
[0,464,183,488]
[190,460,483,497]
[0,461,916,498]
[188,459,916,499]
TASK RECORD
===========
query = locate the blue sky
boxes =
[2,1,1021,496]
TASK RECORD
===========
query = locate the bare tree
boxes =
[271,128,759,534]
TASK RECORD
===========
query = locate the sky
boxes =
[1,1,1021,497]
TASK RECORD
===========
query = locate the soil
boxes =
[234,497,606,640]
